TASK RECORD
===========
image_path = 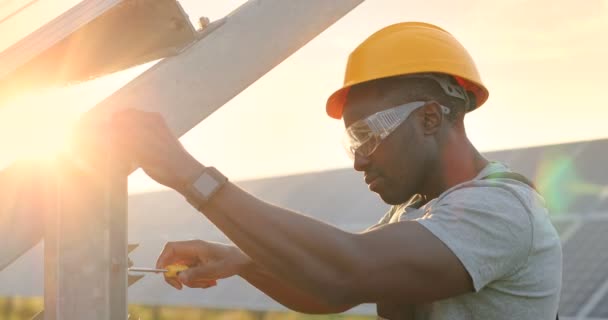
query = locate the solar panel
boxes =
[551,219,575,237]
[590,290,608,318]
[559,221,608,317]
[237,169,387,230]
[0,0,84,53]
[485,139,608,215]
[0,0,196,103]
[2,139,608,316]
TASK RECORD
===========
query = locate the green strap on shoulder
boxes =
[481,172,537,191]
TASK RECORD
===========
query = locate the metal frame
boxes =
[0,0,365,319]
[0,0,123,79]
[0,0,198,100]
[43,156,129,319]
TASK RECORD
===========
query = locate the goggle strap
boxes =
[407,73,471,109]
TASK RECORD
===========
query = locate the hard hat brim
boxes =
[326,87,350,119]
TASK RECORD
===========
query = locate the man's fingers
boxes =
[191,280,218,289]
[177,262,222,288]
[156,242,176,269]
[156,240,203,269]
[170,278,216,289]
[165,277,183,290]
[183,279,218,289]
[155,240,219,290]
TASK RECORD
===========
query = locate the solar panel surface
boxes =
[559,221,608,317]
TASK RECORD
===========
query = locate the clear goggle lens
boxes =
[343,101,449,159]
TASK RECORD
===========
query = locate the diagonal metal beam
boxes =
[1,0,365,273]
[2,1,365,319]
[78,0,365,137]
[48,0,367,316]
[0,162,50,270]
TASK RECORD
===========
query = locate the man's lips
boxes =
[365,174,380,185]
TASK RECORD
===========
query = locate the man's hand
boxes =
[111,109,203,192]
[156,240,251,290]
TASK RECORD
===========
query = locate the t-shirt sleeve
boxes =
[414,185,533,292]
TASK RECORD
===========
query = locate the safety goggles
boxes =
[343,101,450,159]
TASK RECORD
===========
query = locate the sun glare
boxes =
[0,88,82,164]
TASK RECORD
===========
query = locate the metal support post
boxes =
[0,1,366,317]
[1,0,365,272]
[43,154,128,320]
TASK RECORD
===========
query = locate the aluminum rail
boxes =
[1,0,364,273]
[0,1,365,318]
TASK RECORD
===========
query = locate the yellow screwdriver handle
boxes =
[164,263,218,286]
[164,264,189,278]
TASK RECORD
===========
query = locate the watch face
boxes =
[193,172,220,197]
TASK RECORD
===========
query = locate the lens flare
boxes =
[535,153,605,215]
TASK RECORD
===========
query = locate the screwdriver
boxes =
[129,264,188,277]
[129,264,217,285]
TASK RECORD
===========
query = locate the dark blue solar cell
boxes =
[559,221,608,317]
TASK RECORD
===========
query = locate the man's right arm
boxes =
[157,239,354,315]
[238,260,355,314]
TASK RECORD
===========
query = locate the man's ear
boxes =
[421,102,443,135]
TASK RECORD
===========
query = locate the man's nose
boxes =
[353,152,371,172]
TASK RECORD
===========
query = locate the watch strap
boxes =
[182,166,228,210]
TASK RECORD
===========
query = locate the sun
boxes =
[0,88,81,164]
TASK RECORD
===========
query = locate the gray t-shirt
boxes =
[374,162,562,320]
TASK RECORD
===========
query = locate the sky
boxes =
[0,0,607,193]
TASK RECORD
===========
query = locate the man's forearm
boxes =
[239,261,354,314]
[194,182,365,305]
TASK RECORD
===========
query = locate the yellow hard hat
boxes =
[326,22,489,119]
